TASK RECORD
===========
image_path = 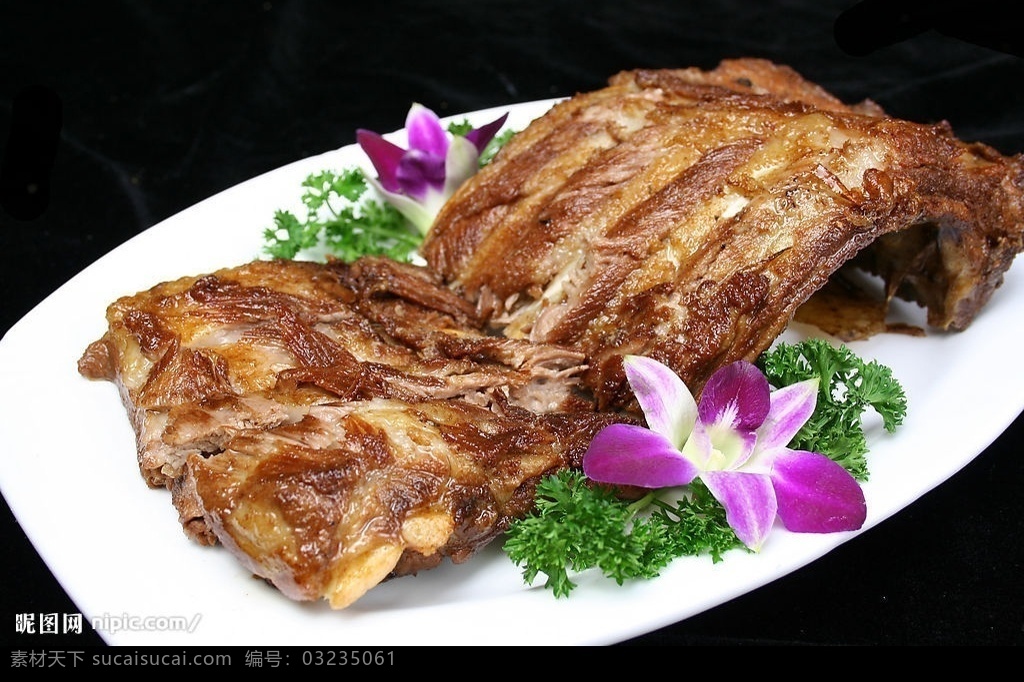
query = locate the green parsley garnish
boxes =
[262,168,420,263]
[758,338,908,481]
[503,471,741,598]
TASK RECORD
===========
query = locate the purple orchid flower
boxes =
[582,355,867,551]
[356,103,507,235]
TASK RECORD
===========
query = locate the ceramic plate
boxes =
[2,100,1022,646]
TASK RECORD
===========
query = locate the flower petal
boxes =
[758,378,818,452]
[582,423,699,489]
[622,355,697,449]
[680,415,713,468]
[443,135,480,196]
[771,449,867,533]
[464,112,509,153]
[699,361,770,432]
[395,148,446,200]
[363,175,436,235]
[701,470,777,551]
[355,129,405,192]
[405,103,449,157]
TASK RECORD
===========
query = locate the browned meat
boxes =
[79,257,592,489]
[78,256,616,606]
[178,398,613,608]
[422,58,1024,408]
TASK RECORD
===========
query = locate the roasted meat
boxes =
[180,397,612,608]
[422,58,1024,408]
[79,256,617,607]
[78,257,591,488]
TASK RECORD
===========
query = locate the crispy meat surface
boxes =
[79,257,591,488]
[422,58,1024,408]
[180,398,612,608]
[78,256,614,607]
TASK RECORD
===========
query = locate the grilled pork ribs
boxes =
[423,59,1024,408]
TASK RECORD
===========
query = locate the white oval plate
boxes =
[2,99,1022,646]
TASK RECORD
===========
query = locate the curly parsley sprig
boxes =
[262,168,420,262]
[503,471,740,598]
[758,338,907,480]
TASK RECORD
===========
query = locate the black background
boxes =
[2,0,1023,647]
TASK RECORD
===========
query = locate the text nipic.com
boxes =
[89,613,202,635]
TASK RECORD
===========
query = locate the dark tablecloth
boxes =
[3,0,1022,647]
